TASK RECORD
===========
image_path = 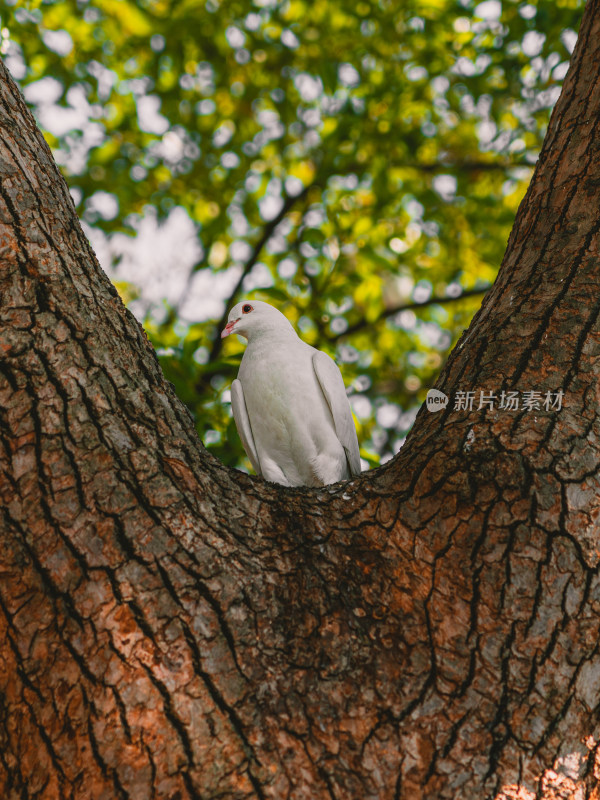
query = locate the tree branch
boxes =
[207,183,314,365]
[338,159,533,177]
[331,285,491,340]
[397,159,533,173]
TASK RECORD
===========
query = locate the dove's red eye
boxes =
[242,304,253,313]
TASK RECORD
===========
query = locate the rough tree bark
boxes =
[1,3,600,799]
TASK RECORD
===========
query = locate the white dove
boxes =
[221,300,361,487]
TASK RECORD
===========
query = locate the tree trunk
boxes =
[1,2,600,797]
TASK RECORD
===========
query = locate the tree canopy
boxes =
[0,0,584,472]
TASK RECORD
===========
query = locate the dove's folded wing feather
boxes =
[312,351,361,477]
[231,378,263,477]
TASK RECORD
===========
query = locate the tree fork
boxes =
[1,1,600,797]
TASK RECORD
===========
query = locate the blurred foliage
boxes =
[0,0,584,472]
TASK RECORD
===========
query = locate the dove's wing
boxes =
[231,378,263,477]
[312,351,361,477]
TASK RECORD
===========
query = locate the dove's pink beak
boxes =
[221,319,239,338]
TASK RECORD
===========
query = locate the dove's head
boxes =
[221,299,296,342]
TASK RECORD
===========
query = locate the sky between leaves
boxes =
[0,0,584,472]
